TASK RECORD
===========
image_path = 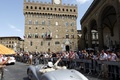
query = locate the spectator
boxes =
[99,50,108,78]
[0,54,10,79]
[99,50,108,60]
[28,53,33,65]
[107,50,118,61]
[116,51,120,61]
[82,50,89,59]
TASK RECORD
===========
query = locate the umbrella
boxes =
[0,44,15,55]
[86,48,94,54]
[86,48,94,51]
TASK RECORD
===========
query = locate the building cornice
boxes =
[80,0,100,24]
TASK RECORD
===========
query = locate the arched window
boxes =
[35,20,38,25]
[30,41,32,46]
[71,34,74,38]
[74,9,76,12]
[43,7,45,10]
[66,34,69,38]
[26,6,29,9]
[59,8,61,11]
[41,41,43,46]
[66,9,68,12]
[54,8,57,11]
[28,34,32,38]
[35,33,38,38]
[65,22,68,26]
[31,6,33,9]
[39,7,41,10]
[28,20,32,25]
[35,6,37,9]
[42,20,45,25]
[48,42,50,46]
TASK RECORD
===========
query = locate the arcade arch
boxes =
[81,0,119,50]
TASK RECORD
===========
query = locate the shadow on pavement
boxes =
[23,77,29,80]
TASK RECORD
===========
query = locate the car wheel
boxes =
[27,69,33,80]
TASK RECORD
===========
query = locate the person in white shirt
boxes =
[0,54,10,79]
[29,54,33,65]
[99,50,108,61]
[107,50,118,61]
[99,50,108,78]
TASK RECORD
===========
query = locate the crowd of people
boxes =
[15,49,120,65]
[1,49,120,79]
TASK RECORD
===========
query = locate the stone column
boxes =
[88,27,92,48]
[81,31,86,49]
[116,1,120,46]
[97,24,104,50]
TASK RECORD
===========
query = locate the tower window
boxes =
[66,9,68,12]
[31,6,33,9]
[54,8,56,11]
[39,7,41,10]
[43,7,45,10]
[51,8,52,10]
[74,9,76,12]
[26,6,29,9]
[59,8,61,11]
[47,8,49,10]
[35,6,37,9]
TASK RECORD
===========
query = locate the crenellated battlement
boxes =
[24,0,51,4]
[24,0,77,7]
[63,3,77,7]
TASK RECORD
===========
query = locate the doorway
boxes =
[66,45,70,51]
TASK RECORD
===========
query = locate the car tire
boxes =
[27,69,32,80]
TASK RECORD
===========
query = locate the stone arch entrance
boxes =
[66,45,70,51]
[100,5,117,49]
[89,19,98,48]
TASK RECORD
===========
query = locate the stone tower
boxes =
[23,0,78,52]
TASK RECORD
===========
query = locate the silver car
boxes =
[27,58,88,80]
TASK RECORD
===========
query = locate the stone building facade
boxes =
[0,36,24,52]
[80,0,120,50]
[23,0,78,52]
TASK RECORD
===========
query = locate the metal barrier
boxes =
[40,58,120,80]
[15,56,120,80]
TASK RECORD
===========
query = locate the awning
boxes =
[0,44,15,55]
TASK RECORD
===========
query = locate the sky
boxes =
[0,0,93,39]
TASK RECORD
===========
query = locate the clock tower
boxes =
[52,0,62,5]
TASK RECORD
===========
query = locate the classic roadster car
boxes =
[27,58,88,80]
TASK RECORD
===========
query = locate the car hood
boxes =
[43,69,88,80]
